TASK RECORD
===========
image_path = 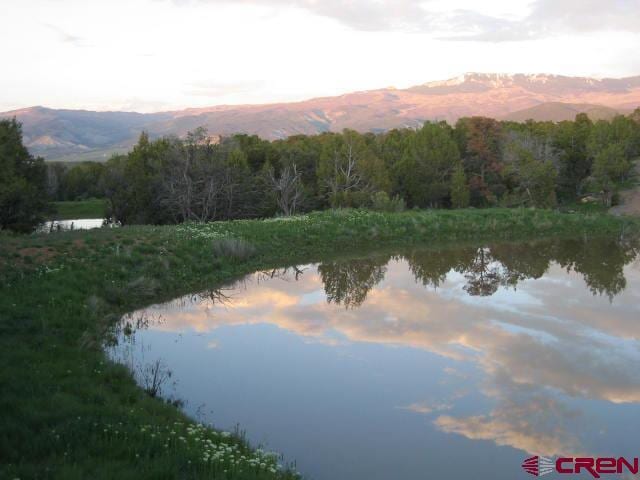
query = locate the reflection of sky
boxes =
[37,218,112,233]
[110,254,640,480]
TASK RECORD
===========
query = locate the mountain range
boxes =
[3,73,640,161]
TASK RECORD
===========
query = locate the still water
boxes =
[38,218,118,233]
[109,236,640,480]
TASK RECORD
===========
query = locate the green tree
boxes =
[502,132,558,208]
[318,255,390,308]
[588,116,640,174]
[0,119,49,232]
[102,132,170,224]
[554,113,592,201]
[317,130,388,208]
[450,163,470,208]
[515,151,557,208]
[395,122,460,208]
[230,134,277,173]
[592,143,629,207]
[58,161,106,200]
[373,128,413,194]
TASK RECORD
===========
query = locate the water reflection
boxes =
[37,218,119,233]
[109,236,640,480]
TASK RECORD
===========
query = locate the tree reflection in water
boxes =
[314,236,639,307]
[115,236,640,337]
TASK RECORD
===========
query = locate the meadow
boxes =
[1,208,638,479]
[51,199,108,220]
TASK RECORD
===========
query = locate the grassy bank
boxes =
[51,199,108,220]
[1,208,638,479]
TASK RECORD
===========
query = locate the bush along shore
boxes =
[1,208,639,479]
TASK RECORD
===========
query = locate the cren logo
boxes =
[521,456,640,478]
[521,456,555,476]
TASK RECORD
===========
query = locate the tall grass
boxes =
[212,237,257,261]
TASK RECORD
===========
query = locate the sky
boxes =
[1,0,640,112]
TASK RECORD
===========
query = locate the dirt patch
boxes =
[610,161,640,217]
[17,247,58,263]
[611,190,640,216]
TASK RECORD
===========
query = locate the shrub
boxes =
[370,191,406,212]
[212,237,256,261]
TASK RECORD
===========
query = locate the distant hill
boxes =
[0,107,171,161]
[502,102,627,122]
[2,73,640,161]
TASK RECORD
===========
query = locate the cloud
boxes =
[184,80,266,98]
[434,395,583,457]
[397,401,452,414]
[43,23,88,47]
[530,0,640,34]
[434,372,586,457]
[445,0,640,41]
[172,0,436,32]
[170,0,640,42]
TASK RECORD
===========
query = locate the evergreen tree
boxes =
[0,119,49,232]
[395,122,460,208]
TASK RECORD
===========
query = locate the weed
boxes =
[212,237,257,261]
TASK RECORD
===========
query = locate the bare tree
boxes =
[158,131,252,223]
[327,140,364,199]
[269,163,303,216]
[321,131,378,207]
[257,266,306,283]
[503,130,559,168]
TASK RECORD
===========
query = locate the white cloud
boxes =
[447,0,640,41]
[178,0,640,40]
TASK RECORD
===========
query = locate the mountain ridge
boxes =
[3,73,640,161]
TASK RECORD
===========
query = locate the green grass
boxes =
[1,208,639,479]
[51,199,108,220]
[560,200,610,214]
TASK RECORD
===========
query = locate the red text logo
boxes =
[522,456,639,478]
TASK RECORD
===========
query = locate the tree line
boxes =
[2,110,640,231]
[93,110,639,224]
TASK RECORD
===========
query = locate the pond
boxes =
[38,218,119,233]
[108,236,640,480]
